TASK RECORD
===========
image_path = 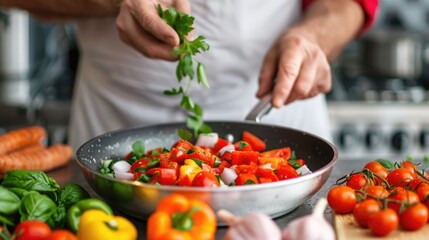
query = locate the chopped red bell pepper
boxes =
[130,158,150,173]
[276,165,299,180]
[260,147,291,160]
[242,131,266,152]
[169,147,188,163]
[172,139,194,152]
[255,167,279,182]
[258,157,286,170]
[146,168,177,185]
[235,174,258,185]
[187,146,215,166]
[258,177,273,184]
[231,151,259,165]
[233,141,253,151]
[235,164,258,175]
[213,138,230,154]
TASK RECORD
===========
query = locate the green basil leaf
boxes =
[19,191,56,222]
[0,186,20,215]
[58,183,90,209]
[1,170,59,192]
[376,159,395,171]
[47,204,66,229]
[178,129,193,141]
[132,140,145,158]
[244,180,256,185]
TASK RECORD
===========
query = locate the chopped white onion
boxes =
[296,165,312,176]
[195,133,219,148]
[112,160,132,173]
[218,144,235,156]
[221,168,238,186]
[114,170,134,180]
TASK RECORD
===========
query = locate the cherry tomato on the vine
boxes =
[368,208,398,237]
[353,198,380,228]
[365,185,389,200]
[387,189,419,213]
[386,168,414,188]
[364,161,388,179]
[399,203,429,231]
[346,173,372,190]
[327,185,357,214]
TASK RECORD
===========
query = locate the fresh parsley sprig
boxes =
[158,5,212,137]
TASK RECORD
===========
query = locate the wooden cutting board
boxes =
[334,213,429,240]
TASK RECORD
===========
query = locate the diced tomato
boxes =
[231,151,259,165]
[200,146,215,155]
[160,159,180,176]
[296,159,306,166]
[124,152,134,161]
[187,146,215,166]
[213,138,230,154]
[235,174,258,185]
[276,165,299,180]
[192,171,220,187]
[258,157,286,170]
[176,175,192,186]
[172,139,194,152]
[242,131,266,152]
[235,165,258,175]
[258,177,273,184]
[146,168,177,185]
[211,161,232,175]
[221,152,233,162]
[233,141,253,151]
[146,148,165,159]
[130,159,150,173]
[260,147,291,160]
[169,147,188,163]
[256,167,279,182]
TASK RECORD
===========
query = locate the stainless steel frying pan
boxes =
[75,95,338,225]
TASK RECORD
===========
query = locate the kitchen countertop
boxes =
[46,158,374,239]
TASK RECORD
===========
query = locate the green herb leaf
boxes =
[158,5,211,136]
[197,62,209,88]
[376,159,395,171]
[132,140,145,158]
[178,129,193,141]
[244,180,256,185]
[163,87,184,96]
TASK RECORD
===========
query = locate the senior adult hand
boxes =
[116,0,190,61]
[256,29,332,108]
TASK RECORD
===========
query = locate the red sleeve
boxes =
[302,0,379,35]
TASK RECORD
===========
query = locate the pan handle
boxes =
[245,94,273,123]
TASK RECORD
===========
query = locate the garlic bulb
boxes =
[281,198,335,240]
[217,209,281,240]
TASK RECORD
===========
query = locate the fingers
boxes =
[133,0,180,46]
[266,35,332,108]
[116,0,180,60]
[257,44,279,98]
[271,42,305,108]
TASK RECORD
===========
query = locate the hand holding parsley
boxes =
[158,5,212,136]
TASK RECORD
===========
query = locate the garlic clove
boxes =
[218,210,282,240]
[282,198,335,240]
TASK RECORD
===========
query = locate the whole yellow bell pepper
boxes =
[77,209,137,240]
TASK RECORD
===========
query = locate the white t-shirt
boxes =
[69,0,332,150]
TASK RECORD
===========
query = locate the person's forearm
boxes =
[290,0,365,60]
[0,0,122,18]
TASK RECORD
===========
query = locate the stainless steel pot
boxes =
[361,30,423,80]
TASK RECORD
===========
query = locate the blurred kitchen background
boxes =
[1,0,429,161]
